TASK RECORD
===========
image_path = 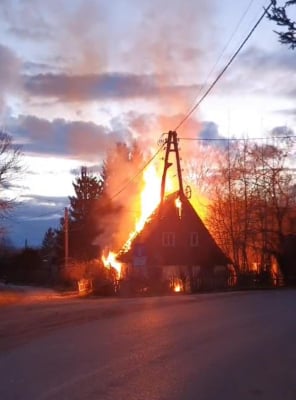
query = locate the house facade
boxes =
[119,191,235,293]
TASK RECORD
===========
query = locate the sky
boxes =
[0,0,295,247]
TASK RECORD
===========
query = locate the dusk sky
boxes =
[0,0,295,247]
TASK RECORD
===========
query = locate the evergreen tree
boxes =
[268,1,296,49]
[68,166,105,261]
[41,227,58,263]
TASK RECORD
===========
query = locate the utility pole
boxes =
[160,130,184,206]
[64,207,69,269]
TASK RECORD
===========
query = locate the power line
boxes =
[187,0,256,118]
[179,135,295,142]
[174,0,274,131]
[93,1,274,201]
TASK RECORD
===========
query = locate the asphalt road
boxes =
[0,290,295,400]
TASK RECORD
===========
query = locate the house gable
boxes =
[119,191,230,268]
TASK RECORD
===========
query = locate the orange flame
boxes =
[102,160,207,276]
[175,196,182,218]
[121,164,162,252]
[102,251,122,278]
[102,164,164,271]
[137,164,161,232]
[173,281,182,292]
[174,284,181,292]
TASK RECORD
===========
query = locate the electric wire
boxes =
[174,0,274,131]
[19,1,273,212]
[106,0,267,200]
[178,135,295,142]
[15,1,277,217]
[185,0,256,121]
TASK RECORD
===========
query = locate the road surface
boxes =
[0,290,295,399]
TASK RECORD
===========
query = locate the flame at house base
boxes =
[102,251,122,279]
[173,282,182,292]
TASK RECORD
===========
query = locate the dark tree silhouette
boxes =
[41,227,58,262]
[68,166,105,261]
[267,1,296,49]
[0,131,21,231]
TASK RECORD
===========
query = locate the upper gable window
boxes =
[190,232,199,247]
[162,232,175,247]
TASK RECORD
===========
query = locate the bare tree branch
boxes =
[0,131,22,228]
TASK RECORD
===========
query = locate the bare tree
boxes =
[267,0,296,49]
[0,131,21,226]
[206,137,296,278]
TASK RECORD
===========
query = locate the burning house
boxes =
[116,131,234,293]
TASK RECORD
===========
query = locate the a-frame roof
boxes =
[119,191,230,267]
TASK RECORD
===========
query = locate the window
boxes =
[190,232,199,247]
[162,232,175,247]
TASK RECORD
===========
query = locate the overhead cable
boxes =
[179,135,295,141]
[189,0,256,114]
[174,0,274,131]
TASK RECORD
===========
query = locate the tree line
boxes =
[204,136,296,285]
[1,130,296,289]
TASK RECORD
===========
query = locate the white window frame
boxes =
[190,232,199,247]
[162,232,175,247]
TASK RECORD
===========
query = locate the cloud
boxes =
[0,44,21,114]
[182,121,229,151]
[200,121,226,142]
[23,61,64,75]
[8,26,52,41]
[0,0,52,41]
[239,46,296,72]
[274,108,296,120]
[8,115,129,160]
[23,72,200,102]
[7,111,203,161]
[270,125,295,137]
[214,46,296,97]
[4,194,67,247]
